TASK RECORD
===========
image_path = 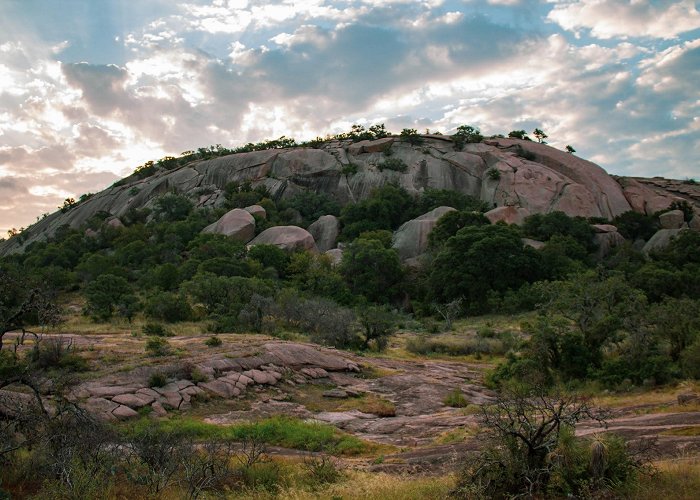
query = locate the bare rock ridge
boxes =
[2,135,698,255]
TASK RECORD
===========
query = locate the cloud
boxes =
[548,0,700,40]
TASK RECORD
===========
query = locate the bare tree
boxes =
[179,440,235,500]
[434,297,463,331]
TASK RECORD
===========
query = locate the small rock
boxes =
[112,394,150,408]
[112,404,139,420]
[151,402,167,417]
[678,393,700,405]
[323,389,349,399]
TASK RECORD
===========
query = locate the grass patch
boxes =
[125,416,369,455]
[633,458,700,500]
[433,426,478,445]
[443,388,469,408]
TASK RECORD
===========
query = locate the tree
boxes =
[153,193,193,222]
[400,128,422,145]
[565,145,576,154]
[340,238,404,303]
[357,305,395,350]
[533,128,548,143]
[508,130,530,140]
[434,297,463,330]
[0,267,62,351]
[452,125,483,149]
[84,274,132,321]
[455,388,611,499]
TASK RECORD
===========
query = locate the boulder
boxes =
[592,224,618,233]
[678,393,700,405]
[659,210,685,229]
[324,248,343,266]
[106,217,124,229]
[690,217,700,232]
[484,206,530,225]
[244,204,267,219]
[521,238,545,250]
[348,137,395,155]
[248,226,317,252]
[391,206,456,260]
[202,208,256,242]
[112,404,139,420]
[642,229,683,255]
[112,393,150,408]
[595,231,625,258]
[308,215,340,252]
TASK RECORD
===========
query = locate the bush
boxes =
[205,336,222,347]
[145,337,171,357]
[452,125,483,149]
[444,388,468,408]
[148,372,168,387]
[28,338,89,372]
[376,158,408,172]
[145,292,193,322]
[400,128,422,145]
[303,455,343,487]
[486,167,501,180]
[341,163,358,175]
[142,323,172,337]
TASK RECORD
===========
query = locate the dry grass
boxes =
[230,470,454,499]
[591,381,700,413]
[433,425,479,445]
[632,457,700,500]
[290,385,397,417]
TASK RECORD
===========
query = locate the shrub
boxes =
[376,158,408,172]
[444,388,468,408]
[303,455,343,487]
[28,338,89,372]
[148,372,167,387]
[142,323,172,337]
[400,128,423,145]
[452,125,483,149]
[144,292,193,322]
[486,167,501,180]
[145,337,171,357]
[205,336,222,347]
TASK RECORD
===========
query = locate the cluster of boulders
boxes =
[72,343,360,421]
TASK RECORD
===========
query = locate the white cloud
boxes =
[548,0,700,39]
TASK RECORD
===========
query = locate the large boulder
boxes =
[391,206,456,260]
[484,206,530,225]
[248,226,317,252]
[642,229,684,255]
[659,210,685,229]
[202,208,256,242]
[595,231,626,258]
[324,248,343,266]
[690,216,700,232]
[308,215,340,252]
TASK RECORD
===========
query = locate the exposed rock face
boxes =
[690,217,700,232]
[392,206,456,260]
[308,215,340,252]
[202,208,256,242]
[324,248,343,266]
[643,229,684,255]
[659,210,685,229]
[484,206,530,225]
[521,238,545,250]
[248,226,317,252]
[592,224,618,233]
[5,134,696,256]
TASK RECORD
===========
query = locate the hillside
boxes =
[2,133,696,256]
[2,131,700,499]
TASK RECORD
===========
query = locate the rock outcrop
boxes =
[484,206,530,225]
[201,208,256,242]
[3,134,697,256]
[659,210,685,229]
[248,226,317,252]
[392,206,456,260]
[643,229,684,255]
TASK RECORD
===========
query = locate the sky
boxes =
[1,0,699,235]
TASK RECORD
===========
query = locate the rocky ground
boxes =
[3,331,700,474]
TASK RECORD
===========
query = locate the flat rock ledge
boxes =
[72,342,360,420]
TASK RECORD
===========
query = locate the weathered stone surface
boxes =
[659,210,685,229]
[135,388,160,401]
[243,369,277,385]
[308,215,340,253]
[112,404,139,420]
[323,389,349,399]
[265,343,356,372]
[643,229,684,255]
[112,394,150,408]
[202,208,256,242]
[348,137,395,155]
[618,177,682,215]
[592,224,618,233]
[244,204,267,219]
[84,397,119,416]
[199,380,237,398]
[106,217,124,229]
[484,206,530,225]
[391,206,456,260]
[151,401,168,417]
[678,393,700,405]
[248,226,317,252]
[87,385,138,398]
